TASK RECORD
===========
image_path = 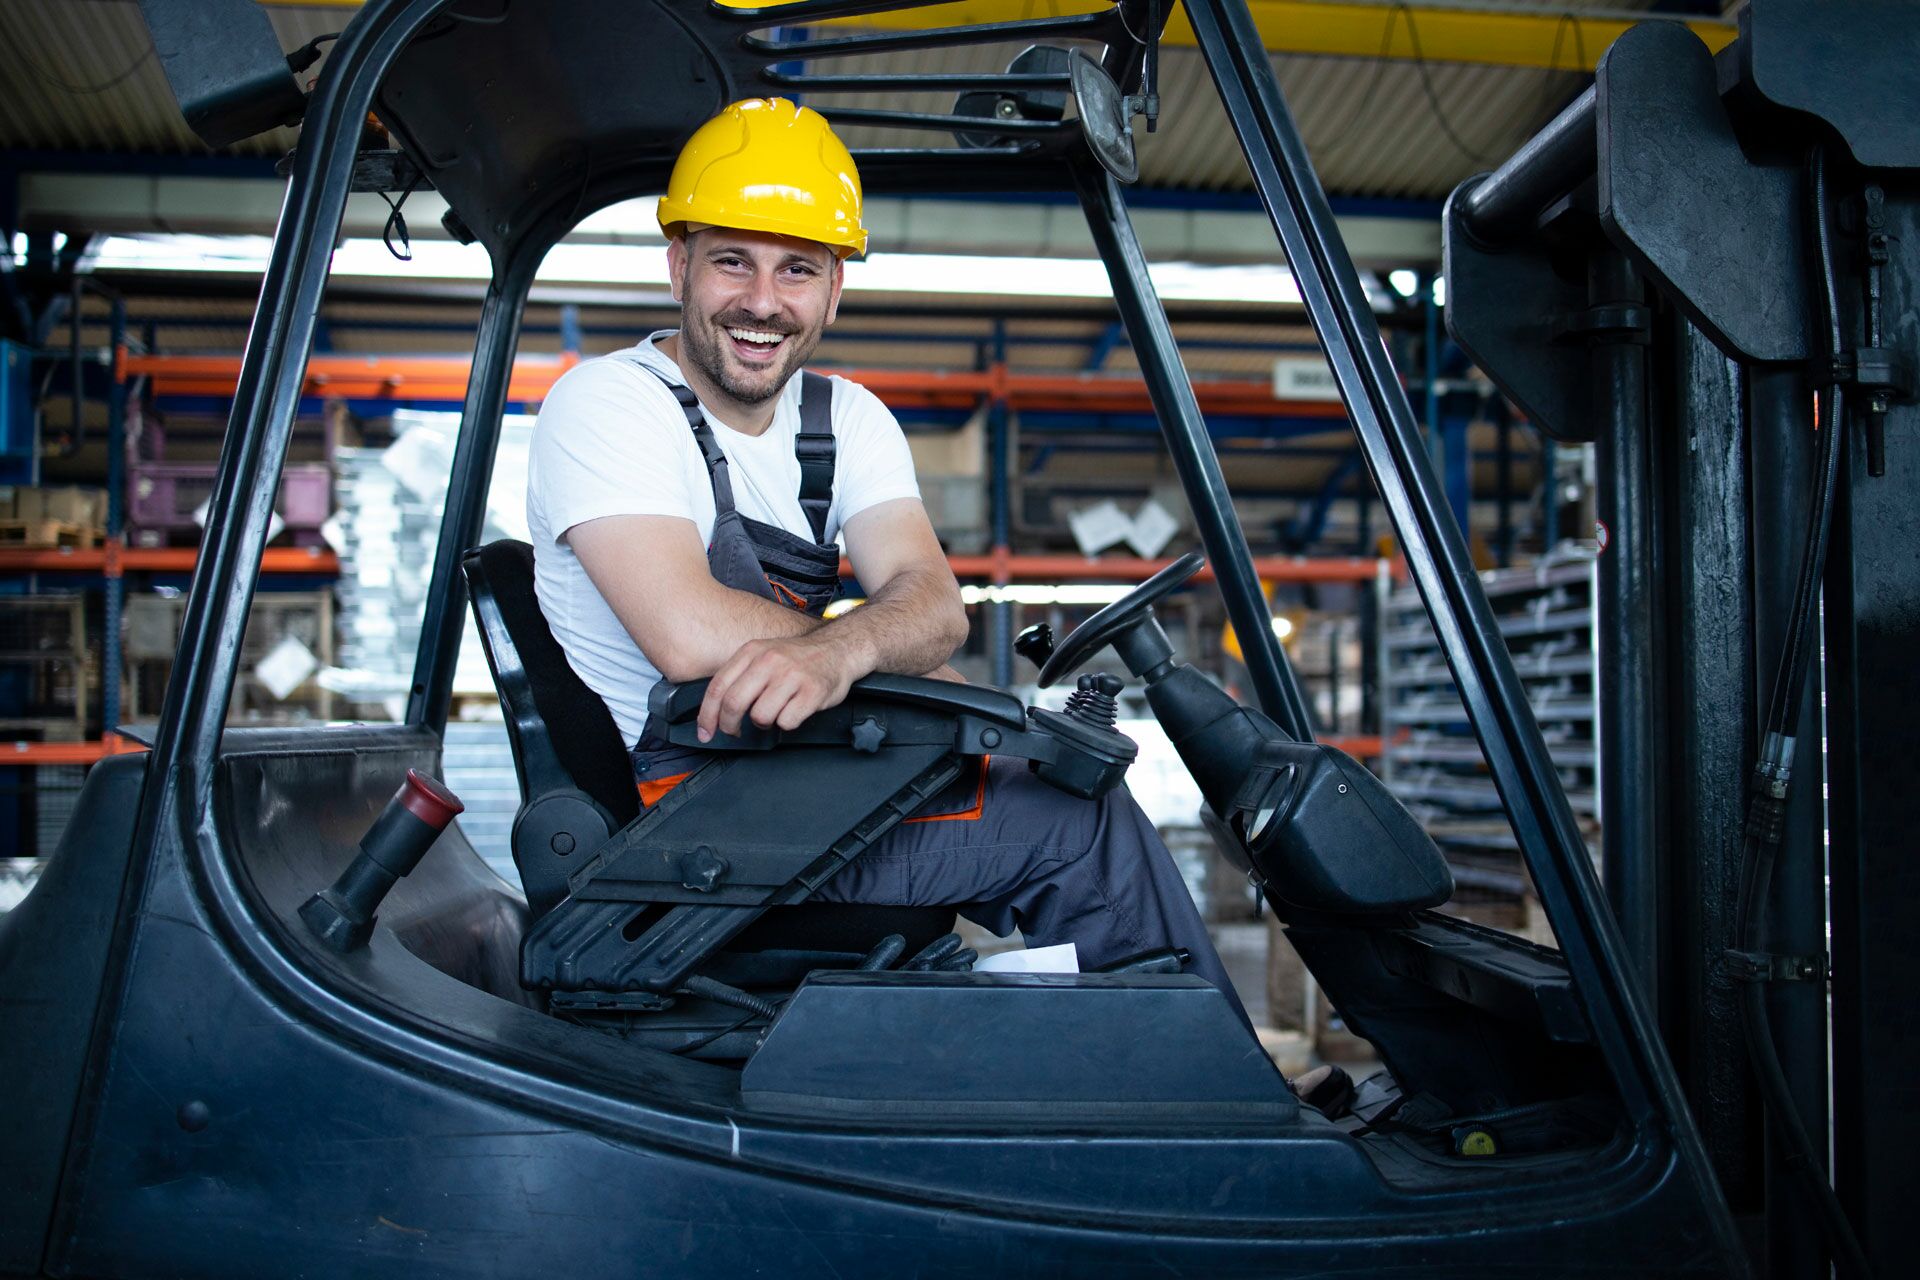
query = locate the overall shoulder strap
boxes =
[795,370,836,544]
[640,364,738,514]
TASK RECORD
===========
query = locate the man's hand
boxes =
[697,630,865,741]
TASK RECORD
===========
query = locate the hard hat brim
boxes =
[658,206,866,260]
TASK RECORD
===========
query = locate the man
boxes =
[527,98,1251,1028]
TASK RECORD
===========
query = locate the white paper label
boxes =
[253,635,318,701]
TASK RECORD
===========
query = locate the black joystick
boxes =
[1064,672,1124,729]
[1013,622,1055,670]
[300,769,464,953]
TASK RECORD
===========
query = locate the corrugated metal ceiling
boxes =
[1,1,1690,202]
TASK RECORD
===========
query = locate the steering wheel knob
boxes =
[1014,622,1056,669]
[1036,551,1206,687]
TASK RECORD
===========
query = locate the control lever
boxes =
[300,770,464,953]
[1014,622,1055,671]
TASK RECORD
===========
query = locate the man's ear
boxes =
[666,235,688,304]
[825,257,845,326]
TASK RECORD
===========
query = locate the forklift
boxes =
[2,1,1909,1276]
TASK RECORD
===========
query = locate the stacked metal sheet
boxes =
[440,718,519,881]
[329,442,437,717]
[326,411,536,719]
[326,411,535,870]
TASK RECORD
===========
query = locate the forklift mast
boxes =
[1444,2,1920,1271]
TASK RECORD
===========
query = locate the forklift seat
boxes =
[460,539,953,961]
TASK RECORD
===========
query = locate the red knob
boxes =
[396,769,464,830]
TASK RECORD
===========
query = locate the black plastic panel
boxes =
[743,970,1295,1120]
[1444,178,1598,443]
[139,0,306,148]
[1597,21,1807,362]
[0,753,147,1275]
[1743,0,1920,170]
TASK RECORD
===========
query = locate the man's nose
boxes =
[741,268,781,319]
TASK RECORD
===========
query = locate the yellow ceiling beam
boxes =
[262,2,1737,72]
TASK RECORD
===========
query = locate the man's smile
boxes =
[724,325,789,363]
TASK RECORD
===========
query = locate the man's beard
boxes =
[680,308,820,407]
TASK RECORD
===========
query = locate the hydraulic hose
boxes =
[1733,145,1872,1280]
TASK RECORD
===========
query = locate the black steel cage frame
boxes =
[121,0,1737,1261]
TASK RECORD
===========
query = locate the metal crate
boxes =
[124,590,336,724]
[0,594,92,740]
[128,461,332,547]
[0,763,85,890]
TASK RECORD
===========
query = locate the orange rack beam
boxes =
[3,733,149,767]
[122,353,1352,422]
[0,542,339,575]
[120,352,581,403]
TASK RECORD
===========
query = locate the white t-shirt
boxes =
[526,331,921,745]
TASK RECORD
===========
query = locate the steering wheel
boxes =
[1037,551,1206,688]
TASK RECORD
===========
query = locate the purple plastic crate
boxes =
[130,462,331,538]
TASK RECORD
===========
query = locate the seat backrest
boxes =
[461,540,639,827]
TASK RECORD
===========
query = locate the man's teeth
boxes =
[726,327,786,345]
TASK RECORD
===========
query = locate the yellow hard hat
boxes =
[657,98,867,259]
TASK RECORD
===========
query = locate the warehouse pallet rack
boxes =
[1377,554,1600,899]
[3,347,1392,776]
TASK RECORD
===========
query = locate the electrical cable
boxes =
[378,174,422,262]
[666,1008,763,1057]
[1731,144,1873,1280]
[679,974,780,1020]
[1392,3,1502,166]
[666,986,799,1057]
[285,33,340,76]
[1530,14,1590,138]
[17,40,155,97]
[1299,7,1398,158]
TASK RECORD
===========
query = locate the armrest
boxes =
[649,672,1027,736]
[645,673,1133,800]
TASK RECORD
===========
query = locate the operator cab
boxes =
[1,3,1747,1274]
[451,533,1604,1147]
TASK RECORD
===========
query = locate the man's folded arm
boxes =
[836,497,969,679]
[568,514,819,682]
[691,498,967,738]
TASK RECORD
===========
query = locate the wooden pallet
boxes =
[0,718,86,744]
[0,520,101,549]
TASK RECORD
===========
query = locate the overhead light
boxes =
[1387,268,1418,298]
[1271,615,1295,640]
[960,584,1136,606]
[83,232,1303,306]
[1431,276,1447,307]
